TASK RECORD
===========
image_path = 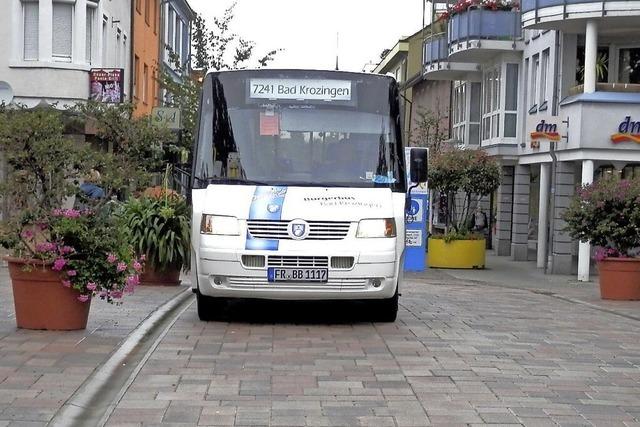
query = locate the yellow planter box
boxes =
[428,238,486,269]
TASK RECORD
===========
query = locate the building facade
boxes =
[0,0,131,108]
[132,0,161,116]
[422,0,640,279]
[160,0,194,102]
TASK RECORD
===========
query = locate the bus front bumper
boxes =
[195,250,398,301]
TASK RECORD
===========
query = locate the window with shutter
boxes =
[23,2,39,61]
[52,2,73,60]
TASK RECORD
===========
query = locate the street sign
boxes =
[152,107,181,130]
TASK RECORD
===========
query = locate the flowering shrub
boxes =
[563,175,640,260]
[3,207,143,304]
[438,0,519,21]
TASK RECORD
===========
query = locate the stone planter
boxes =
[597,258,640,300]
[428,238,486,269]
[6,257,91,330]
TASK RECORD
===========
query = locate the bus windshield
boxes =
[193,70,405,191]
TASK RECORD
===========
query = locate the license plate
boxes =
[267,268,328,282]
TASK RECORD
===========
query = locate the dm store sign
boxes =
[611,116,640,144]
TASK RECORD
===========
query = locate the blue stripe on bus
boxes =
[245,186,287,250]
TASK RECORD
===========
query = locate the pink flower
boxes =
[77,294,90,303]
[67,270,77,277]
[107,253,117,264]
[63,209,81,218]
[111,291,123,299]
[116,262,127,272]
[62,280,71,288]
[52,209,63,216]
[86,282,97,291]
[59,246,75,255]
[52,258,66,271]
[133,261,142,272]
[20,229,34,240]
[140,254,146,261]
[125,275,140,293]
[36,242,57,253]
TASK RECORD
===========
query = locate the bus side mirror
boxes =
[410,148,428,184]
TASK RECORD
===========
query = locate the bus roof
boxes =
[204,69,397,83]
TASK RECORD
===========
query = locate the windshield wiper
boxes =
[194,176,270,186]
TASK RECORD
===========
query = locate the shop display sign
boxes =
[89,68,124,103]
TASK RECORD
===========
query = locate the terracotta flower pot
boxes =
[139,265,181,286]
[597,257,640,300]
[6,257,91,330]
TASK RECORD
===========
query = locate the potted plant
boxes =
[120,185,191,285]
[437,0,519,21]
[563,175,640,300]
[427,148,501,269]
[0,108,142,330]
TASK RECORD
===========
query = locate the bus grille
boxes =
[268,256,329,268]
[247,220,350,240]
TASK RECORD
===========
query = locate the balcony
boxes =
[522,0,640,31]
[447,9,523,63]
[423,33,481,80]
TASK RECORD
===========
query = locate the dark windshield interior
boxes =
[193,70,405,191]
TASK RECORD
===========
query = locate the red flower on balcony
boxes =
[436,0,519,22]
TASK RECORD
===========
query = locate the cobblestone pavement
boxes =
[0,267,188,426]
[104,275,640,427]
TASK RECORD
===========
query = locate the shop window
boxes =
[52,2,73,61]
[623,164,640,179]
[618,48,640,84]
[23,1,39,60]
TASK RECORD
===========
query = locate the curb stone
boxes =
[49,287,194,427]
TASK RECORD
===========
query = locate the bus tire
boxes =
[196,291,226,321]
[371,289,398,322]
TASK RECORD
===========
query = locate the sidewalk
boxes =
[0,266,189,425]
[408,251,640,321]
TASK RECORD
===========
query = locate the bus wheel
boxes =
[371,289,398,323]
[196,291,227,321]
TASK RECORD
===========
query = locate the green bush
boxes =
[120,190,191,272]
[563,175,640,258]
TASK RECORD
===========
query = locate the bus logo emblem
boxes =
[288,220,310,240]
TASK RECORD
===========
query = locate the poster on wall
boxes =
[89,69,124,103]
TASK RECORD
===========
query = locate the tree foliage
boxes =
[428,148,501,235]
[158,2,281,154]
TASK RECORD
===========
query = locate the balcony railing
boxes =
[423,33,448,65]
[523,0,613,13]
[448,9,522,45]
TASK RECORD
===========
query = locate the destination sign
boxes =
[249,78,352,101]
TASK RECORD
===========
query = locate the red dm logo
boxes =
[530,120,560,142]
[611,116,640,144]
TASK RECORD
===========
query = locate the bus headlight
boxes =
[356,219,396,238]
[200,215,240,236]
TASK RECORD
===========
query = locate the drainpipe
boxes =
[130,0,135,104]
[546,30,561,274]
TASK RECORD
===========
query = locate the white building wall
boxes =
[0,0,131,108]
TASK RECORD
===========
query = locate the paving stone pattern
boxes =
[105,278,640,427]
[0,267,187,426]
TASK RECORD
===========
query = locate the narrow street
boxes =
[101,273,640,427]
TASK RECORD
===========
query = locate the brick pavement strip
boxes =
[94,270,640,427]
[0,267,188,425]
